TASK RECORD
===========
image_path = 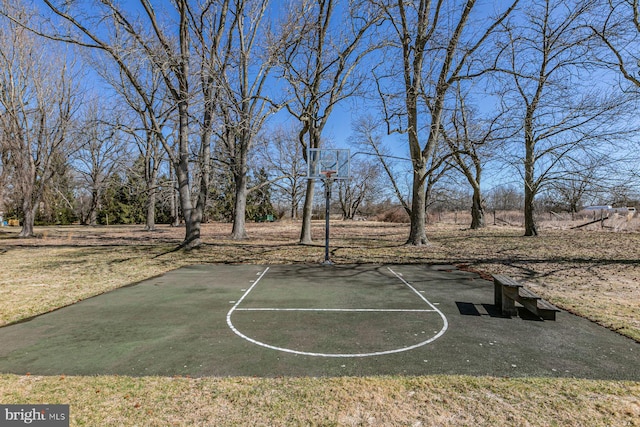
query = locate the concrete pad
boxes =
[0,264,637,379]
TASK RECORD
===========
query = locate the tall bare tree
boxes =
[351,115,412,215]
[87,50,174,232]
[124,107,167,232]
[497,0,629,236]
[0,4,76,236]
[28,0,204,248]
[374,0,519,245]
[191,0,280,239]
[441,83,510,229]
[276,0,382,244]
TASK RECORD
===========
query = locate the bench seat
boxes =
[493,274,560,321]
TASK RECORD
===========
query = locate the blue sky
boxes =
[36,0,640,205]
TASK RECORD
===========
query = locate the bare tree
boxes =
[126,114,166,232]
[0,4,76,236]
[85,45,175,232]
[257,125,307,219]
[351,115,412,215]
[440,83,511,229]
[73,100,129,226]
[276,0,382,244]
[487,184,523,212]
[497,0,630,236]
[191,0,281,239]
[547,176,591,218]
[337,158,382,219]
[374,0,519,245]
[423,139,456,220]
[28,0,204,248]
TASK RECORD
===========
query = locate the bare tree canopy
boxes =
[374,0,519,245]
[0,1,77,237]
[0,0,638,241]
[5,0,204,247]
[73,99,130,226]
[256,124,307,219]
[441,83,512,229]
[275,0,382,243]
[194,0,282,240]
[495,0,634,236]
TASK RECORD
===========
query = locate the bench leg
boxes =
[494,280,518,317]
[502,294,517,317]
[494,281,502,308]
[501,286,518,317]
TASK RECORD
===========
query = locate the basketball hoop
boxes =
[320,170,337,180]
[306,148,350,265]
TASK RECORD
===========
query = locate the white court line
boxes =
[235,308,437,312]
[387,266,449,335]
[226,266,448,358]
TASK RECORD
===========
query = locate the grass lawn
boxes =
[0,221,639,426]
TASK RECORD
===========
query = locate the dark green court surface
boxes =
[0,264,638,379]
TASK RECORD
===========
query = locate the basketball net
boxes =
[320,170,336,181]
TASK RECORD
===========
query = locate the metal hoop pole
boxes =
[324,176,332,264]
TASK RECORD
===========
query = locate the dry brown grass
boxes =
[0,374,638,426]
[1,221,639,426]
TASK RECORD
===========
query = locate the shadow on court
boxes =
[0,264,638,380]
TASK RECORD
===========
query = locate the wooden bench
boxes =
[493,274,560,321]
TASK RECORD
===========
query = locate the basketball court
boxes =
[0,263,638,379]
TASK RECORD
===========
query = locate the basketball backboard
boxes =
[307,148,350,180]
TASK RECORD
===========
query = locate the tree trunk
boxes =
[407,161,428,245]
[299,179,315,244]
[19,202,35,237]
[171,189,180,226]
[231,168,248,240]
[470,186,485,229]
[183,215,202,247]
[175,155,201,249]
[424,173,436,224]
[169,164,180,227]
[291,180,300,220]
[524,112,538,237]
[145,184,156,231]
[144,143,159,231]
[177,0,201,249]
[88,188,99,226]
[524,183,538,236]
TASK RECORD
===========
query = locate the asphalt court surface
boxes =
[0,264,638,379]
